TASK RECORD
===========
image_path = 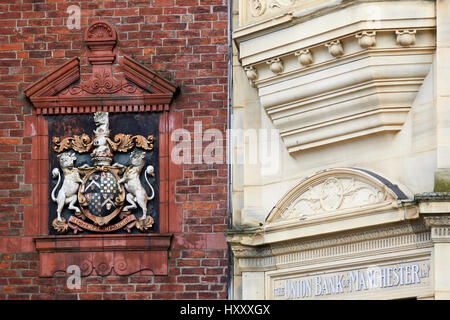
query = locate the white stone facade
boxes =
[228,0,450,300]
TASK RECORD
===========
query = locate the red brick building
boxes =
[0,0,229,300]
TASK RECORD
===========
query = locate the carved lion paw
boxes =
[52,217,69,234]
[136,216,154,233]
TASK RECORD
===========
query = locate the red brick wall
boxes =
[0,0,229,300]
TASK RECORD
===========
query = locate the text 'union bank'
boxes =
[276,263,431,299]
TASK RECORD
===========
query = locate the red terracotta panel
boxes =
[24,206,39,237]
[38,205,48,235]
[113,251,141,275]
[65,252,93,275]
[159,133,169,158]
[168,180,176,202]
[102,237,127,250]
[140,251,167,275]
[39,252,66,277]
[78,237,103,251]
[169,111,182,132]
[159,112,168,134]
[159,156,169,183]
[38,183,48,206]
[159,203,169,233]
[38,159,48,184]
[24,115,37,137]
[92,252,114,276]
[159,180,168,203]
[24,160,39,184]
[168,202,183,233]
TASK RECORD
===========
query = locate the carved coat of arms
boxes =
[50,111,156,234]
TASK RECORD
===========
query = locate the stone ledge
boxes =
[35,233,172,252]
[34,233,172,277]
[415,192,450,201]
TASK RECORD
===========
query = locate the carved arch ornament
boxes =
[265,168,412,224]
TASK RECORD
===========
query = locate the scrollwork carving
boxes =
[107,134,154,153]
[250,0,267,17]
[81,69,122,95]
[72,134,94,153]
[276,176,388,222]
[52,134,93,153]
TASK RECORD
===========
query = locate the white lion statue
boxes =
[118,150,155,221]
[51,152,84,222]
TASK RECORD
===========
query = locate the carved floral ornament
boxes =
[86,21,115,39]
[243,29,418,83]
[265,168,411,224]
[249,0,295,17]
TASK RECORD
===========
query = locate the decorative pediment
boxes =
[266,168,412,224]
[24,21,178,115]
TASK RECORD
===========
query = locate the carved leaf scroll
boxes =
[72,134,94,153]
[53,134,154,154]
[107,134,154,153]
[52,136,72,153]
[81,69,123,95]
[135,135,154,151]
[107,134,134,153]
[52,134,93,153]
[277,176,388,221]
[265,168,410,225]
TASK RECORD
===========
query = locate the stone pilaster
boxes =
[418,193,450,299]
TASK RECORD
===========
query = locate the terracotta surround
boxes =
[22,21,183,277]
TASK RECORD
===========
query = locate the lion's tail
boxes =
[144,166,155,200]
[51,168,61,202]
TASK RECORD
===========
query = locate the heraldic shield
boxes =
[78,168,125,226]
[50,111,156,234]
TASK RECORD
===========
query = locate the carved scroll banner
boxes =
[68,215,137,233]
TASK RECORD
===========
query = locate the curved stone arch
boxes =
[265,167,413,224]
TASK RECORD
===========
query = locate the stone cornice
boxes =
[229,220,431,272]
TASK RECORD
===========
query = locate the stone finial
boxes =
[84,21,118,65]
